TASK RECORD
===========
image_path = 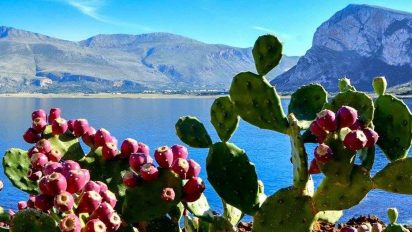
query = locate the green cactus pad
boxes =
[168,203,184,224]
[360,146,375,171]
[229,72,289,133]
[374,94,412,161]
[222,200,244,226]
[209,216,236,232]
[43,126,85,161]
[252,34,282,76]
[207,142,260,215]
[146,216,180,232]
[3,149,38,194]
[9,209,58,232]
[338,78,356,92]
[315,210,343,224]
[385,208,409,232]
[122,169,182,223]
[373,76,387,96]
[328,90,374,126]
[313,166,373,211]
[373,157,412,194]
[185,194,213,221]
[253,187,316,232]
[288,84,327,122]
[210,96,239,142]
[175,116,212,148]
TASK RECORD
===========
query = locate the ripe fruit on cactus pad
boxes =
[45,172,67,195]
[171,144,189,161]
[140,163,159,181]
[160,187,176,202]
[52,118,69,135]
[309,159,321,174]
[73,119,90,137]
[120,138,138,157]
[32,109,47,121]
[49,108,61,124]
[337,106,358,128]
[59,214,81,232]
[77,191,102,213]
[316,109,337,132]
[187,159,201,179]
[362,128,379,148]
[314,144,333,163]
[183,177,205,202]
[154,146,174,168]
[343,130,367,151]
[129,153,153,172]
[54,191,74,212]
[83,219,107,232]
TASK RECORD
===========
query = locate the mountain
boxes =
[0,26,298,93]
[271,4,412,92]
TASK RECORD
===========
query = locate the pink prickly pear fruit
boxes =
[34,194,53,211]
[31,152,49,170]
[27,146,40,158]
[59,214,81,232]
[314,144,334,163]
[35,139,52,154]
[27,169,42,181]
[182,177,205,202]
[52,118,68,135]
[362,128,379,148]
[349,120,363,130]
[32,117,47,133]
[61,160,81,177]
[54,191,74,212]
[94,128,113,147]
[122,171,139,188]
[73,119,90,137]
[17,201,27,210]
[90,202,114,220]
[43,162,63,175]
[96,181,108,193]
[120,138,138,158]
[102,142,119,160]
[154,146,174,168]
[83,219,107,232]
[45,172,67,195]
[66,169,90,194]
[77,191,103,214]
[82,127,96,147]
[39,176,52,195]
[316,109,337,132]
[309,121,327,143]
[137,142,150,156]
[32,109,47,121]
[140,163,159,182]
[67,119,75,132]
[104,212,122,232]
[48,149,63,162]
[171,144,188,161]
[186,159,201,179]
[48,108,61,124]
[337,106,358,128]
[129,153,153,172]
[171,158,189,179]
[83,181,101,193]
[343,130,368,151]
[308,159,321,174]
[100,190,117,208]
[23,128,41,144]
[160,187,176,202]
[27,195,36,208]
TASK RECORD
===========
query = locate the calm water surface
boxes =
[0,97,411,223]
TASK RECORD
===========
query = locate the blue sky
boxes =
[1,0,412,56]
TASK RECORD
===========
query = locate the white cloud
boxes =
[252,26,292,40]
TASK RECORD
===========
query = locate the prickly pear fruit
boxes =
[310,121,327,143]
[32,109,47,121]
[73,119,90,137]
[120,138,138,158]
[154,146,174,168]
[52,118,69,135]
[100,190,117,208]
[373,76,387,96]
[66,169,90,194]
[94,128,112,147]
[140,163,159,181]
[67,119,75,132]
[54,191,74,212]
[96,181,108,192]
[343,130,367,151]
[129,153,153,172]
[23,128,41,143]
[17,201,27,210]
[32,118,47,133]
[104,212,121,232]
[122,171,139,188]
[171,144,188,161]
[102,142,118,160]
[34,194,53,211]
[314,144,333,163]
[83,181,101,193]
[82,127,96,147]
[59,214,81,232]
[137,142,150,156]
[48,149,62,162]
[36,139,52,154]
[43,162,63,175]
[48,108,61,124]
[61,160,81,177]
[45,172,67,195]
[77,191,102,214]
[90,202,114,220]
[186,159,201,179]
[337,106,358,128]
[308,159,321,174]
[171,158,189,178]
[362,128,379,148]
[83,219,107,232]
[31,152,49,169]
[160,187,176,202]
[39,176,52,195]
[27,169,42,181]
[183,177,205,202]
[316,109,337,132]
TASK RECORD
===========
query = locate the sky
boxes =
[1,0,412,56]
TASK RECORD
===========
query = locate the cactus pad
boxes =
[210,96,239,142]
[43,126,84,161]
[175,116,212,148]
[9,209,58,232]
[209,216,237,232]
[252,34,282,76]
[374,94,412,161]
[373,157,412,194]
[288,84,327,122]
[229,72,288,133]
[122,169,182,223]
[185,194,213,221]
[315,210,343,224]
[145,216,180,232]
[222,200,244,226]
[207,142,260,215]
[3,148,38,194]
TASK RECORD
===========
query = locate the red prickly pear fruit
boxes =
[129,153,153,172]
[120,138,138,158]
[62,160,81,177]
[48,149,62,162]
[140,163,159,182]
[34,194,53,211]
[73,119,90,137]
[83,181,101,193]
[45,172,67,195]
[160,187,176,202]
[308,159,321,174]
[137,142,150,156]
[32,109,47,121]
[27,146,40,158]
[94,128,112,147]
[122,171,139,188]
[48,108,61,124]
[314,144,334,163]
[31,152,49,170]
[66,169,90,194]
[27,169,42,181]
[171,158,189,178]
[59,214,81,232]
[102,142,119,160]
[100,190,117,208]
[96,181,108,193]
[67,119,75,132]
[337,106,358,128]
[186,159,201,179]
[309,121,327,143]
[43,162,63,175]
[54,191,74,212]
[23,128,41,143]
[343,130,368,151]
[104,212,121,231]
[17,201,27,210]
[182,177,205,202]
[316,109,337,132]
[90,202,114,220]
[349,120,363,130]
[82,127,96,147]
[77,191,103,214]
[27,195,36,208]
[52,118,68,135]
[362,128,379,148]
[39,176,52,195]
[32,117,47,133]
[154,146,174,168]
[171,144,188,161]
[83,219,107,232]
[36,139,52,154]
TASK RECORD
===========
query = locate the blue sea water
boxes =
[0,97,411,224]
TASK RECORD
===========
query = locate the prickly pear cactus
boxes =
[43,125,84,160]
[9,209,58,232]
[210,96,239,142]
[373,158,412,194]
[288,84,327,123]
[176,116,212,148]
[385,208,408,232]
[252,34,282,76]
